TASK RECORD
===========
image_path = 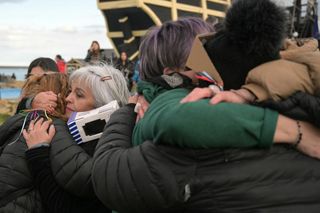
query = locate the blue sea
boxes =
[0,88,21,99]
[0,67,25,99]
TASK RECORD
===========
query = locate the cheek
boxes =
[76,99,95,112]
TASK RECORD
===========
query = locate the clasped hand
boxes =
[180,87,247,104]
[23,118,56,149]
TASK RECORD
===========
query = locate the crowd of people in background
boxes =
[1,0,320,213]
[1,40,139,91]
[57,41,139,93]
[84,40,139,92]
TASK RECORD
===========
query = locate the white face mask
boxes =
[67,101,119,144]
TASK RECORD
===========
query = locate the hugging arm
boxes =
[23,117,97,197]
[16,91,58,113]
[134,89,279,148]
[26,147,101,213]
[92,104,181,213]
[92,104,137,211]
[49,120,96,197]
[168,89,320,158]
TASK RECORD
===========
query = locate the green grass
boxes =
[0,114,10,125]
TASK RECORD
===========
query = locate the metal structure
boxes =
[97,0,231,60]
[287,0,319,38]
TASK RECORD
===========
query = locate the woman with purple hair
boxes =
[131,16,320,152]
[93,11,320,213]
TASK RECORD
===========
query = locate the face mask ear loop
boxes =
[22,109,52,122]
[44,109,52,122]
[6,109,53,147]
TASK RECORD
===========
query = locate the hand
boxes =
[135,95,149,122]
[180,87,213,103]
[180,87,247,105]
[23,118,56,149]
[209,91,247,104]
[32,91,58,113]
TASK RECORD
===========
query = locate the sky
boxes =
[0,0,112,66]
[0,0,318,66]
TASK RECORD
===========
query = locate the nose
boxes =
[65,93,73,103]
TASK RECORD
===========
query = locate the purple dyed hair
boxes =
[139,17,215,80]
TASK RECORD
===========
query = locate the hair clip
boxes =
[100,76,112,81]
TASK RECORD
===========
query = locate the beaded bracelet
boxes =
[293,121,302,148]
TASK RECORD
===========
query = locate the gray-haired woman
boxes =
[23,64,130,213]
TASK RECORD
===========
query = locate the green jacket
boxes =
[133,81,278,148]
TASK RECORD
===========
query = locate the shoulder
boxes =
[0,114,26,143]
[154,88,189,102]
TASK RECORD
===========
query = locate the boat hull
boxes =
[98,0,231,60]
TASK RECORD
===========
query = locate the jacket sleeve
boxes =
[49,119,95,198]
[15,97,33,114]
[26,146,106,213]
[133,89,278,149]
[242,59,314,102]
[259,91,320,127]
[280,41,320,94]
[283,51,320,95]
[0,114,24,147]
[92,104,184,213]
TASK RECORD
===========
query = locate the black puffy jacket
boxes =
[92,104,320,213]
[0,114,44,213]
[259,91,320,127]
[48,115,110,212]
[50,122,98,198]
[0,113,108,213]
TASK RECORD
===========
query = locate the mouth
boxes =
[66,106,74,113]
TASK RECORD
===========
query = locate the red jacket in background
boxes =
[56,60,66,73]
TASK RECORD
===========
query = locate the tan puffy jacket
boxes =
[243,38,320,101]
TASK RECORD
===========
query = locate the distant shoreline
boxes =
[0,80,25,88]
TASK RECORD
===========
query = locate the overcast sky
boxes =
[0,0,318,66]
[0,0,112,66]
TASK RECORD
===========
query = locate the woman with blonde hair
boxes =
[21,72,69,119]
[0,72,68,213]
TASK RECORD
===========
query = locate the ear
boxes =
[163,67,173,75]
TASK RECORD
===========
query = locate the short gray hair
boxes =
[69,64,130,107]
